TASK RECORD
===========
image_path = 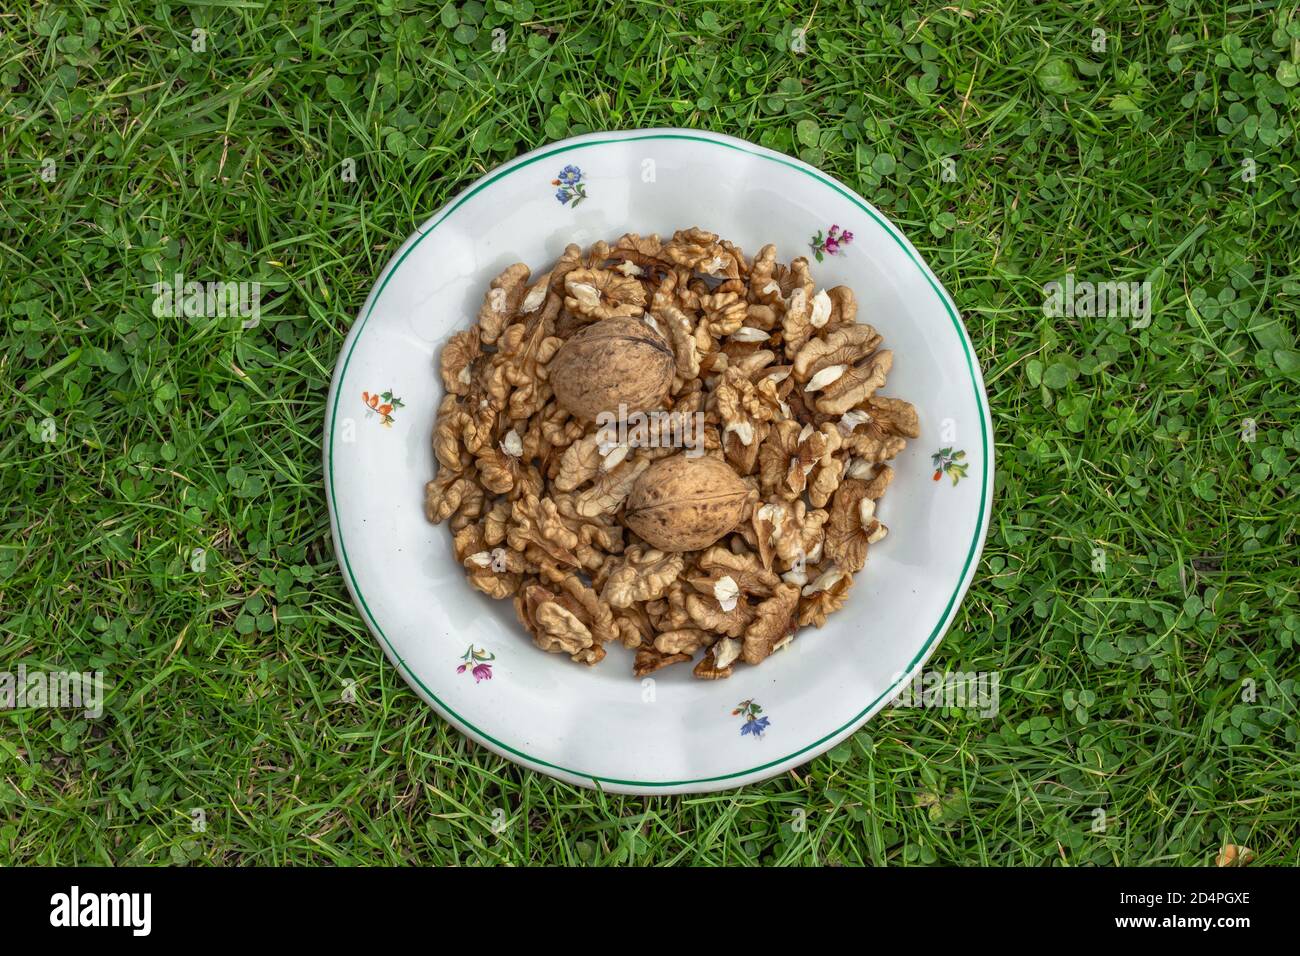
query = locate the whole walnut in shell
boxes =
[549,316,674,421]
[624,454,752,552]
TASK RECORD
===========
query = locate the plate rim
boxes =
[323,127,995,793]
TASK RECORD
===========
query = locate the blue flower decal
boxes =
[733,699,770,739]
[551,165,588,207]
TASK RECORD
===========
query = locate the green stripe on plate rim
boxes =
[326,132,991,788]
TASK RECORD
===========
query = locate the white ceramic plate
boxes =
[324,129,993,795]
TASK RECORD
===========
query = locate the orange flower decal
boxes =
[362,389,405,427]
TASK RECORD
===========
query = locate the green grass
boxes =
[2,0,1299,866]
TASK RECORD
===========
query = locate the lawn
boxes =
[2,0,1298,865]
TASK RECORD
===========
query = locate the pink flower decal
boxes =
[458,645,495,683]
[810,224,854,262]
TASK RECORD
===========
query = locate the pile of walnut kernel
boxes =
[425,227,919,679]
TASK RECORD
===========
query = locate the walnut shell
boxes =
[624,454,751,552]
[550,317,674,421]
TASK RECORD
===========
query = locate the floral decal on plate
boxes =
[733,699,770,739]
[362,389,404,428]
[552,165,587,207]
[932,447,969,485]
[457,645,495,683]
[809,223,853,262]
